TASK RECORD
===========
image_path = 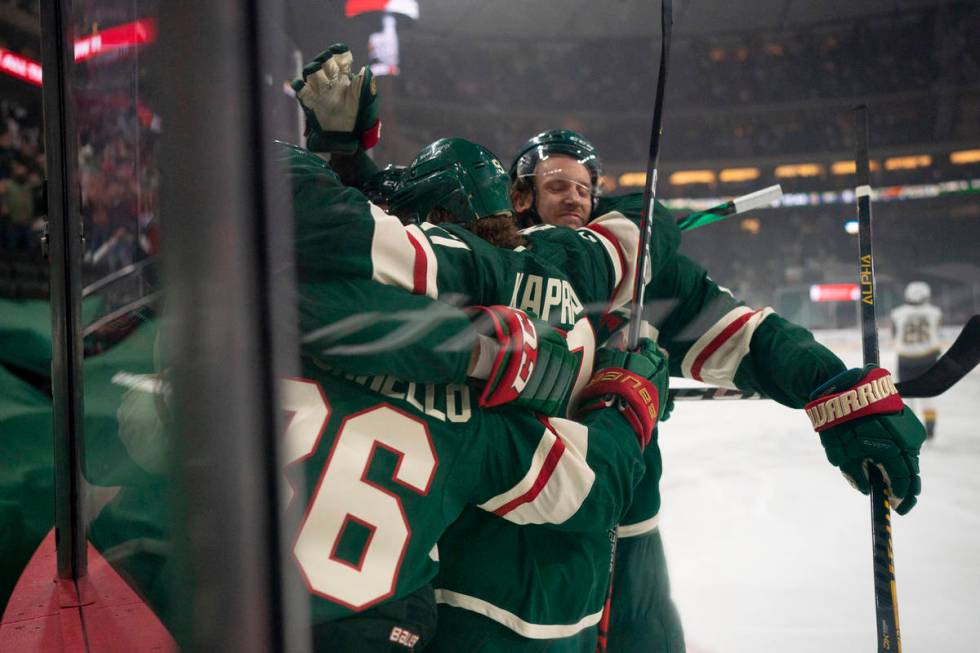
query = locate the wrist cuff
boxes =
[469,335,499,380]
[804,368,902,432]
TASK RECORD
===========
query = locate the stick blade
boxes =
[896,314,980,397]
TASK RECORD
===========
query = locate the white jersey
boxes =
[891,303,942,357]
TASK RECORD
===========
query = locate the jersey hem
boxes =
[433,588,603,639]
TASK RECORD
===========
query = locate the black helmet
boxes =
[509,129,603,190]
[362,164,405,206]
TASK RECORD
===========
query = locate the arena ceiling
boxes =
[407,0,949,38]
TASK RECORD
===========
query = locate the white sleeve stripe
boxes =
[368,202,419,294]
[618,513,660,538]
[681,306,755,379]
[581,225,623,291]
[434,589,603,639]
[681,306,775,386]
[478,419,594,526]
[477,428,555,513]
[405,224,439,299]
[585,212,645,312]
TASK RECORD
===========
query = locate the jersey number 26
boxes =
[280,377,437,611]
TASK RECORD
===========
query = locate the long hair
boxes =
[469,214,527,249]
[426,208,527,249]
[509,179,538,229]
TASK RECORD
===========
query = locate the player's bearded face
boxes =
[531,156,593,228]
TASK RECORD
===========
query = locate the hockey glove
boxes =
[573,339,669,450]
[469,305,577,417]
[291,43,381,155]
[805,365,925,514]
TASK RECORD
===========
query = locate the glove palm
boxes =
[291,44,381,155]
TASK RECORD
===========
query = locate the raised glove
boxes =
[291,43,381,155]
[469,305,577,417]
[805,365,925,514]
[573,339,669,449]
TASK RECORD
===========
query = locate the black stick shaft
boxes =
[598,5,672,652]
[626,0,672,350]
[854,104,902,653]
[856,108,880,367]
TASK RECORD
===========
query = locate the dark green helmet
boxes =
[509,129,602,189]
[362,164,405,206]
[389,138,512,225]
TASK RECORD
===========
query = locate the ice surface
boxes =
[659,329,980,653]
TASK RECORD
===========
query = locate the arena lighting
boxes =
[598,175,618,192]
[950,149,980,165]
[618,172,647,187]
[810,283,860,302]
[719,167,760,182]
[346,0,419,19]
[740,217,760,234]
[0,19,157,87]
[74,19,157,62]
[774,163,824,178]
[884,155,932,170]
[831,160,880,175]
[660,178,980,211]
[669,170,716,185]
[0,48,42,86]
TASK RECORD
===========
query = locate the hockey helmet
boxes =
[905,281,931,304]
[362,164,405,207]
[389,138,512,225]
[509,129,603,190]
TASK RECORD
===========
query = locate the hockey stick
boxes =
[675,184,783,231]
[855,104,902,653]
[625,0,672,350]
[891,313,980,398]
[597,2,672,652]
[669,318,980,400]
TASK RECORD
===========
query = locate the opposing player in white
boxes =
[891,281,942,438]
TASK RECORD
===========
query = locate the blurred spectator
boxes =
[382,1,979,168]
[0,159,36,251]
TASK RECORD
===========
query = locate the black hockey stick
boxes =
[669,318,980,400]
[675,184,782,231]
[598,2,672,652]
[625,0,672,350]
[855,104,902,653]
[891,313,980,398]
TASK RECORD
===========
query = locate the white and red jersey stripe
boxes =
[581,211,646,313]
[477,418,593,526]
[680,306,775,387]
[368,204,435,297]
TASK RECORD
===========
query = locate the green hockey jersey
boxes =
[287,141,651,412]
[283,141,846,636]
[285,362,645,627]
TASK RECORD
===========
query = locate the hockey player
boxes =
[891,281,942,438]
[509,128,692,651]
[509,129,602,228]
[287,309,666,652]
[285,129,659,649]
[289,46,927,652]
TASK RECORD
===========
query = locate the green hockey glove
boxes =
[805,365,925,514]
[291,43,381,155]
[573,339,669,449]
[468,305,577,417]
